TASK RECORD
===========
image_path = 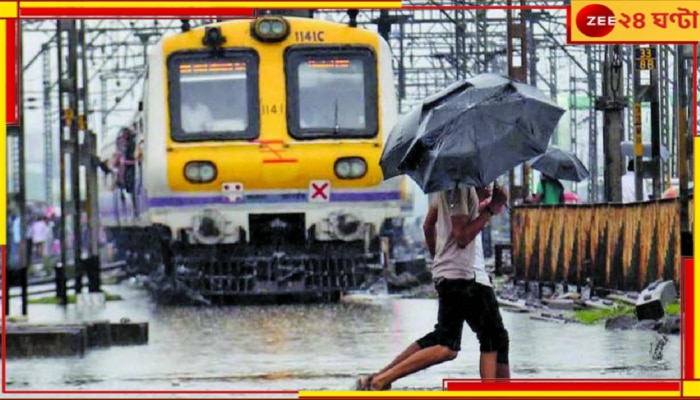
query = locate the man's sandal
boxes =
[355,374,391,391]
[355,374,373,390]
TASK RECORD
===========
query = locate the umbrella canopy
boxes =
[531,147,590,182]
[380,73,565,193]
[620,142,671,160]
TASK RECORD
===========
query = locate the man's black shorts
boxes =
[416,278,509,364]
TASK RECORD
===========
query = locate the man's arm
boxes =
[423,206,438,258]
[475,185,493,212]
[450,210,491,249]
[478,197,491,213]
[449,189,490,248]
[452,186,508,248]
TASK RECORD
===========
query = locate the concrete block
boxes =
[4,326,87,358]
[636,280,678,321]
[110,322,148,346]
[85,320,112,348]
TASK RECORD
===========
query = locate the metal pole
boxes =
[66,21,83,294]
[56,22,68,306]
[676,45,690,234]
[100,75,107,140]
[597,45,625,203]
[519,4,530,199]
[506,3,516,204]
[586,46,600,202]
[649,45,662,199]
[42,43,53,204]
[80,20,101,293]
[527,11,537,89]
[631,45,644,202]
[454,5,465,80]
[506,0,529,203]
[17,21,28,316]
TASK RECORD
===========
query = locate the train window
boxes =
[167,50,260,142]
[285,46,378,140]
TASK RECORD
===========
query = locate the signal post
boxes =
[630,45,662,201]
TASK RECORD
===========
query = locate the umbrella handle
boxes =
[449,181,460,210]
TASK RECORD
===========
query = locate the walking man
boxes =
[356,184,511,390]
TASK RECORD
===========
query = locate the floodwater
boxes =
[4,282,680,394]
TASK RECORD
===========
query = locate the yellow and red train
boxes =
[99,14,413,303]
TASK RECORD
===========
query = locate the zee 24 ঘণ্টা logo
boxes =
[575,3,699,38]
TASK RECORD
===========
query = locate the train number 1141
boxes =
[261,103,284,115]
[294,31,325,43]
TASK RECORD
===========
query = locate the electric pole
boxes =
[595,45,625,202]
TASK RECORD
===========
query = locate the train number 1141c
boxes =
[294,31,325,43]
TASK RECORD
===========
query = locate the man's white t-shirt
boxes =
[621,171,648,203]
[429,187,491,287]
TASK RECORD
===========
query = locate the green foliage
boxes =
[574,302,635,325]
[575,300,681,325]
[665,301,680,316]
[41,256,56,270]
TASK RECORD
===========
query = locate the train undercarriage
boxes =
[106,215,388,305]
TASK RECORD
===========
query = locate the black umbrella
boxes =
[531,147,590,182]
[620,141,671,160]
[380,74,565,193]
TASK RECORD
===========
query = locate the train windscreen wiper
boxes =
[333,99,340,135]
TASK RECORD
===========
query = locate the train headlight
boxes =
[184,161,217,184]
[334,157,367,179]
[251,16,290,42]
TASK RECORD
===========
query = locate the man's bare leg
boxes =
[496,363,510,379]
[479,352,498,379]
[376,342,422,375]
[479,353,511,380]
[358,342,422,389]
[370,345,457,390]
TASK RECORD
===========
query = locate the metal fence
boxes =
[511,198,692,291]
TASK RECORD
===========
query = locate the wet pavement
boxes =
[4,281,680,393]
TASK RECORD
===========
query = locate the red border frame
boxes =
[444,380,682,392]
[565,5,698,45]
[5,18,16,125]
[2,2,697,396]
[685,257,694,380]
[20,7,257,18]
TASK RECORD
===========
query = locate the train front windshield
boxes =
[167,50,259,142]
[286,47,378,139]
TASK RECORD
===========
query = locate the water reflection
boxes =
[5,283,679,391]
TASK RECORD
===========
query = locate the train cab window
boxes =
[285,47,378,140]
[167,50,260,142]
